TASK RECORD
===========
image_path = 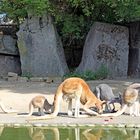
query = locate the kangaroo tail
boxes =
[26,114,57,121]
[99,104,127,117]
[0,101,18,113]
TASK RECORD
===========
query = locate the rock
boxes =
[0,35,19,55]
[29,76,62,83]
[8,72,18,77]
[76,22,129,78]
[17,14,69,77]
[30,77,44,82]
[8,72,18,81]
[128,21,140,78]
[0,55,21,77]
[8,76,18,82]
[18,77,28,82]
[44,76,62,83]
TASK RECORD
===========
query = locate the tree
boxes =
[1,0,139,33]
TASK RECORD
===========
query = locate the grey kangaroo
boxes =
[95,84,122,113]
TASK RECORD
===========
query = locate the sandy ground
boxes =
[0,78,140,127]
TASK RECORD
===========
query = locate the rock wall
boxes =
[0,32,21,77]
[17,14,69,77]
[76,22,129,78]
[128,21,140,78]
[1,21,140,79]
[0,55,21,77]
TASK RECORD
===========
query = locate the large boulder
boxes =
[0,33,21,77]
[76,22,129,78]
[17,14,69,77]
[128,21,140,78]
[0,55,21,77]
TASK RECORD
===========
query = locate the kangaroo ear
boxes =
[100,100,106,109]
[118,92,122,98]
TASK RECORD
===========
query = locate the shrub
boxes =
[64,65,109,81]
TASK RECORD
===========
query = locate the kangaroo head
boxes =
[44,99,54,113]
[96,100,106,114]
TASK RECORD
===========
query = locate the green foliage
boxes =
[61,15,85,39]
[0,0,54,23]
[105,0,140,22]
[94,64,109,80]
[1,0,140,39]
[21,72,32,79]
[64,65,109,81]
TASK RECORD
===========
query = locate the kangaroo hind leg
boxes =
[28,102,34,116]
[74,96,81,118]
[68,99,73,116]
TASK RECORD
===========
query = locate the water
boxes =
[0,126,139,140]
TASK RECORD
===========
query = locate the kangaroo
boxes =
[82,128,102,140]
[28,127,59,140]
[127,83,140,116]
[95,84,122,112]
[28,77,105,120]
[26,95,53,116]
[0,100,18,113]
[99,83,140,117]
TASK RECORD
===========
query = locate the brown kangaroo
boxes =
[26,95,53,116]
